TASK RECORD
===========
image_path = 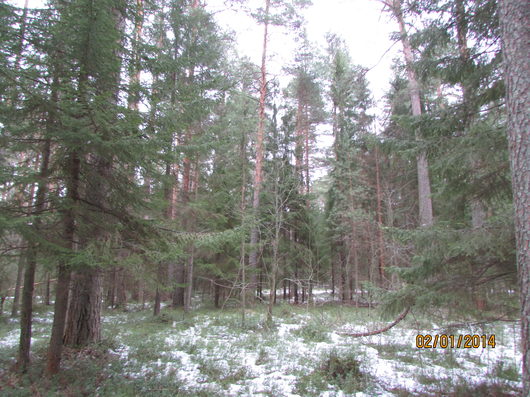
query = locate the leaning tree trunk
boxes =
[499,0,530,394]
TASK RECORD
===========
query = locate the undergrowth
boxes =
[0,301,522,396]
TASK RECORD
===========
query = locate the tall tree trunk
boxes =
[267,163,282,324]
[106,268,117,309]
[184,246,194,313]
[46,68,77,374]
[154,260,164,316]
[239,130,248,324]
[375,146,385,283]
[17,138,51,372]
[295,101,304,192]
[11,0,30,103]
[174,0,201,304]
[455,0,486,310]
[45,264,72,375]
[11,252,25,317]
[391,0,434,227]
[11,0,34,372]
[165,158,179,309]
[172,264,185,308]
[115,268,127,310]
[352,229,359,307]
[63,268,102,346]
[304,111,310,199]
[153,288,161,316]
[11,174,36,316]
[63,0,123,343]
[455,0,486,229]
[499,1,530,393]
[294,260,299,304]
[339,249,347,302]
[331,256,336,299]
[44,273,51,306]
[248,0,271,300]
[64,152,111,345]
[128,0,143,112]
[214,278,221,308]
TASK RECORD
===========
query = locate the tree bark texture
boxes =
[64,153,112,343]
[63,267,102,346]
[499,0,530,393]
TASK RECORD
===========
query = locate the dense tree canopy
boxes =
[0,0,527,393]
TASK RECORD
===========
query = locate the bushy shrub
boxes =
[296,350,370,395]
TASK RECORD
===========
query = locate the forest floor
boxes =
[0,292,523,396]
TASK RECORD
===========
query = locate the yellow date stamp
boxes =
[415,334,496,348]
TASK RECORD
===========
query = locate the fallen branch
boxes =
[339,306,411,337]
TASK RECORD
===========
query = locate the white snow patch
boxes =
[0,329,20,348]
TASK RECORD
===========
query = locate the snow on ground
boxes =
[0,298,521,396]
[0,328,20,349]
[105,308,520,396]
[0,309,54,349]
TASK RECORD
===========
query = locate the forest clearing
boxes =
[0,0,528,395]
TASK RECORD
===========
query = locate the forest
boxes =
[0,0,528,395]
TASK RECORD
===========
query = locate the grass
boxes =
[292,320,330,342]
[366,342,419,363]
[0,298,523,396]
